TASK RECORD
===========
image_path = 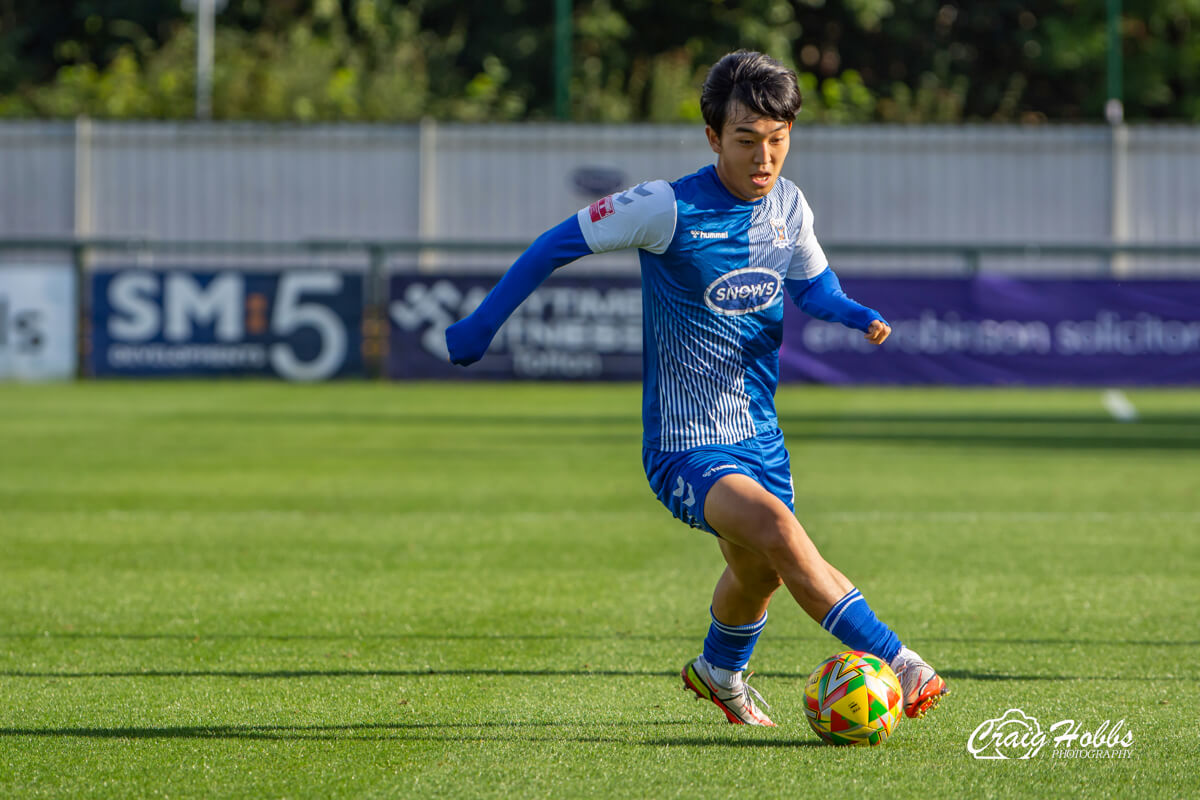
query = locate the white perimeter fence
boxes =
[1,120,1200,276]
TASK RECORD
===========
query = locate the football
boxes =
[804,650,904,746]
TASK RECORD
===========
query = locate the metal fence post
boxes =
[364,244,388,379]
[1110,123,1131,277]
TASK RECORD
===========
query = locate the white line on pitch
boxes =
[1102,389,1139,422]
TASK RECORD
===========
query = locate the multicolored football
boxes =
[804,650,904,746]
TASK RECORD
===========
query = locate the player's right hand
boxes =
[445,317,490,366]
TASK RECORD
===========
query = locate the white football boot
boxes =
[681,654,775,726]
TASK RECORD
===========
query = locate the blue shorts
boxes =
[643,427,795,536]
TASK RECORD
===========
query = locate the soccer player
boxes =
[445,50,948,726]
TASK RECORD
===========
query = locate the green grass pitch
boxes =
[1,381,1197,799]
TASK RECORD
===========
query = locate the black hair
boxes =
[700,50,802,134]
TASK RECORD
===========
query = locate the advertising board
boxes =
[90,269,363,380]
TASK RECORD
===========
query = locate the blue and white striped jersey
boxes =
[576,165,829,451]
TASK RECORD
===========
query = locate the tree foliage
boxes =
[0,0,1198,122]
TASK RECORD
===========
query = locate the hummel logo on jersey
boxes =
[690,229,729,240]
[615,183,655,205]
[702,464,740,478]
[672,477,696,508]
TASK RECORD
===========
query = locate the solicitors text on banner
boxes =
[781,276,1200,385]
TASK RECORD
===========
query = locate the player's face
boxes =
[706,105,791,202]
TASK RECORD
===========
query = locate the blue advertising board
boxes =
[90,268,363,380]
[388,273,643,380]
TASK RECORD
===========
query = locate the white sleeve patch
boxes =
[785,190,829,281]
[575,179,677,255]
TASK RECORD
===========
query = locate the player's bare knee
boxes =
[755,514,809,567]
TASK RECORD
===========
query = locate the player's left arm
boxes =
[786,270,890,345]
[783,192,890,346]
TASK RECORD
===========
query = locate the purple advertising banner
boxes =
[390,273,1200,384]
[781,276,1200,385]
[388,273,642,380]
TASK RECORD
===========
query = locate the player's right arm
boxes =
[444,215,591,366]
[445,181,676,366]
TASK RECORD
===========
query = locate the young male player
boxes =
[445,50,947,726]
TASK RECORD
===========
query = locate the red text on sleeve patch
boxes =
[588,195,616,223]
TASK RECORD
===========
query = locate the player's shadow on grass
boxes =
[4,666,1189,682]
[0,720,821,747]
[0,631,706,643]
[1,667,681,679]
[642,737,825,748]
[0,720,679,742]
[936,669,1118,682]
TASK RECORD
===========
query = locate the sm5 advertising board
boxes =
[90,269,363,381]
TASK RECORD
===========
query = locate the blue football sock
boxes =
[703,608,767,672]
[820,588,903,663]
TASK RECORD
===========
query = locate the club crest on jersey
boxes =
[589,195,616,223]
[769,217,790,249]
[703,267,782,316]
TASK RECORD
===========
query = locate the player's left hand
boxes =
[864,319,891,345]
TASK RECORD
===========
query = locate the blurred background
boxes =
[1,1,1198,384]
